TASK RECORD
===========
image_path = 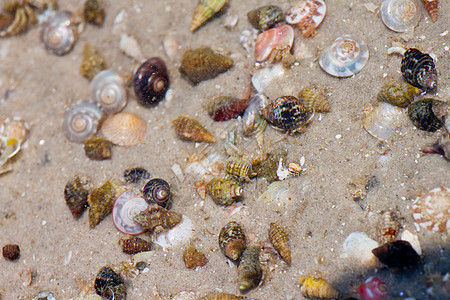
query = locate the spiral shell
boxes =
[133,57,170,106]
[62,100,103,143]
[218,221,246,261]
[225,157,254,181]
[101,112,147,146]
[412,186,449,233]
[299,277,340,299]
[297,85,331,113]
[64,176,89,218]
[133,204,182,233]
[378,211,400,244]
[238,245,262,294]
[268,222,291,266]
[89,70,127,114]
[285,0,327,37]
[119,236,152,254]
[206,178,243,206]
[94,266,126,300]
[407,99,447,132]
[260,96,310,133]
[190,0,227,31]
[372,240,420,268]
[319,34,369,77]
[142,178,171,209]
[247,5,284,31]
[41,10,78,56]
[401,48,437,91]
[422,0,438,22]
[172,115,216,143]
[377,82,421,107]
[112,189,147,235]
[380,0,422,32]
[88,181,116,228]
[254,25,294,62]
[358,276,389,300]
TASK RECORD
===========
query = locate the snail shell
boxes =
[94,266,126,300]
[133,204,182,232]
[207,96,250,122]
[190,0,227,31]
[83,0,105,26]
[422,0,438,22]
[172,115,216,143]
[101,112,147,146]
[206,178,243,206]
[377,82,421,107]
[64,176,89,218]
[62,100,103,143]
[218,221,246,261]
[119,236,152,254]
[299,277,340,299]
[380,0,422,32]
[242,94,268,137]
[412,186,449,232]
[41,10,78,56]
[112,189,147,235]
[84,136,112,161]
[133,57,170,106]
[89,70,127,115]
[183,245,209,269]
[285,0,327,37]
[401,48,437,91]
[297,85,331,113]
[225,157,254,181]
[142,178,171,209]
[260,96,310,133]
[268,222,291,266]
[88,181,115,228]
[79,43,107,80]
[319,34,369,77]
[254,25,294,62]
[238,245,262,294]
[372,240,420,268]
[407,99,447,132]
[247,5,284,31]
[123,167,150,184]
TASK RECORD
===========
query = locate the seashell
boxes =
[62,100,103,143]
[123,167,150,184]
[297,85,331,113]
[112,189,147,235]
[41,10,78,56]
[225,157,255,181]
[183,245,209,269]
[242,94,268,136]
[88,181,116,228]
[260,96,310,134]
[2,244,20,261]
[172,116,216,143]
[133,57,170,106]
[218,221,246,261]
[422,0,438,22]
[84,136,112,161]
[343,232,379,266]
[238,245,262,294]
[412,186,449,232]
[420,133,450,161]
[207,96,250,122]
[380,0,422,32]
[133,204,182,233]
[199,293,244,300]
[401,48,437,91]
[0,116,30,143]
[119,236,152,254]
[378,211,400,244]
[120,33,145,62]
[153,215,193,248]
[400,230,422,255]
[239,28,259,54]
[94,266,126,300]
[357,276,389,300]
[80,43,107,81]
[285,0,327,37]
[362,102,405,141]
[142,178,171,209]
[407,99,447,132]
[101,112,147,146]
[372,240,420,269]
[64,176,89,218]
[251,63,285,94]
[377,82,421,107]
[254,24,294,63]
[299,277,340,299]
[247,5,284,31]
[190,0,227,31]
[319,34,369,77]
[206,178,243,206]
[83,0,105,26]
[268,222,291,266]
[0,137,21,168]
[252,152,287,183]
[89,70,127,114]
[180,47,233,84]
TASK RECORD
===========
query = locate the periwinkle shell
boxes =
[84,136,112,160]
[142,178,171,209]
[89,70,127,114]
[407,99,447,132]
[133,57,169,106]
[62,100,103,143]
[401,48,437,91]
[41,10,78,56]
[372,240,420,269]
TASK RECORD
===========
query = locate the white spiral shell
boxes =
[41,10,78,56]
[112,189,147,236]
[380,0,422,32]
[62,100,103,143]
[89,70,127,115]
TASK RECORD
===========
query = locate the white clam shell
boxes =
[362,102,406,141]
[62,100,103,143]
[41,10,78,56]
[112,189,147,236]
[89,70,127,115]
[380,0,422,32]
[319,34,369,77]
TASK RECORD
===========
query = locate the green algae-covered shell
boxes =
[94,266,126,300]
[80,43,107,80]
[64,176,89,218]
[247,5,283,31]
[205,177,242,205]
[407,99,447,132]
[84,136,112,160]
[88,181,115,228]
[238,245,262,294]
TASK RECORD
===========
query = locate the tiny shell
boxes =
[218,221,246,261]
[112,190,147,235]
[172,116,216,143]
[380,0,422,32]
[225,157,254,181]
[372,240,420,269]
[190,0,227,31]
[298,85,331,113]
[123,167,150,184]
[254,25,294,62]
[378,211,400,244]
[120,33,145,62]
[247,5,284,31]
[88,181,115,228]
[84,136,112,161]
[242,94,268,136]
[133,57,170,106]
[41,10,78,56]
[83,0,105,26]
[142,178,171,209]
[285,0,327,37]
[260,96,310,133]
[0,116,30,143]
[133,204,182,233]
[357,276,389,300]
[407,99,447,132]
[268,222,291,266]
[183,245,209,269]
[362,102,405,141]
[94,266,126,300]
[319,34,369,77]
[89,70,127,114]
[80,43,107,80]
[206,177,243,206]
[64,176,89,218]
[207,96,250,122]
[238,245,262,294]
[422,0,438,22]
[299,277,340,299]
[401,48,437,91]
[119,236,152,254]
[343,232,379,266]
[101,112,147,146]
[62,100,103,143]
[153,215,193,248]
[2,244,20,261]
[412,186,449,232]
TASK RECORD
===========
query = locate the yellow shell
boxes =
[190,0,227,31]
[299,277,340,299]
[268,222,291,266]
[172,115,216,143]
[101,112,147,146]
[298,86,331,114]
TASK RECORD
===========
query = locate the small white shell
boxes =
[41,10,78,56]
[380,0,422,32]
[342,232,379,266]
[62,100,103,143]
[319,34,369,77]
[412,187,450,233]
[119,33,145,62]
[112,189,147,236]
[89,70,127,115]
[362,102,406,141]
[101,112,147,146]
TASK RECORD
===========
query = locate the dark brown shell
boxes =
[238,245,262,294]
[2,244,20,261]
[133,57,169,106]
[172,115,216,142]
[88,181,115,228]
[133,204,182,232]
[83,0,105,26]
[64,176,89,218]
[407,99,447,132]
[142,178,171,208]
[261,96,310,133]
[183,245,209,269]
[401,48,437,91]
[247,5,284,31]
[207,96,250,121]
[119,236,152,254]
[94,266,126,300]
[218,221,246,261]
[372,240,420,269]
[84,136,112,160]
[268,222,291,266]
[123,167,150,184]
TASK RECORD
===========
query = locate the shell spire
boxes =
[190,0,227,31]
[422,0,438,22]
[401,48,437,91]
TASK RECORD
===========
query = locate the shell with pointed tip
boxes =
[242,94,268,136]
[420,134,450,161]
[218,221,246,261]
[401,48,437,91]
[83,0,105,26]
[133,57,169,106]
[380,0,422,32]
[206,178,243,206]
[64,176,89,218]
[88,181,116,228]
[247,5,284,31]
[119,236,152,254]
[299,277,340,299]
[94,266,126,300]
[62,100,103,143]
[133,204,182,232]
[268,222,291,266]
[238,245,262,294]
[285,0,327,37]
[372,240,420,268]
[254,25,294,62]
[412,186,449,232]
[101,112,147,146]
[142,178,171,209]
[41,10,77,56]
[362,102,405,141]
[112,189,147,235]
[89,70,127,114]
[0,116,30,143]
[422,0,438,22]
[298,85,331,113]
[225,157,254,181]
[260,96,310,133]
[319,34,369,77]
[207,96,250,122]
[80,43,107,80]
[183,245,209,269]
[190,0,227,31]
[407,99,447,132]
[172,116,216,143]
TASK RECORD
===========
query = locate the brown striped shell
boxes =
[268,222,291,266]
[190,0,227,31]
[133,204,182,232]
[297,85,331,113]
[172,115,216,143]
[422,0,438,22]
[119,236,152,254]
[183,245,209,269]
[101,112,147,146]
[218,221,246,261]
[401,48,437,91]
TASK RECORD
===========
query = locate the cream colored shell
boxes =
[101,112,147,146]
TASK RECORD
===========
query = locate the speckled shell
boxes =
[372,240,420,268]
[190,0,227,31]
[41,10,77,56]
[377,83,421,107]
[299,277,340,299]
[247,5,284,31]
[89,70,127,114]
[183,245,209,269]
[64,176,89,218]
[62,100,103,143]
[133,57,169,106]
[238,245,262,294]
[80,43,107,80]
[254,25,294,62]
[268,222,291,266]
[225,157,253,181]
[133,204,182,232]
[218,221,246,261]
[407,99,447,132]
[422,0,438,22]
[242,94,268,136]
[380,0,422,32]
[206,178,243,206]
[378,211,400,244]
[123,167,150,184]
[112,189,147,235]
[401,48,437,91]
[101,112,147,146]
[412,186,449,232]
[260,96,310,133]
[84,136,112,160]
[207,96,250,122]
[119,236,152,254]
[172,115,216,143]
[94,266,126,300]
[298,85,331,113]
[142,178,171,209]
[83,0,105,26]
[88,181,115,228]
[285,0,327,37]
[2,244,20,261]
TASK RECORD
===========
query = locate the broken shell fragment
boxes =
[285,0,327,37]
[83,0,105,26]
[254,24,294,62]
[112,189,147,235]
[190,0,227,31]
[420,134,450,161]
[172,116,216,143]
[343,232,379,266]
[242,94,268,136]
[88,181,116,228]
[123,167,150,184]
[299,277,340,299]
[357,276,389,300]
[101,112,147,146]
[412,186,449,233]
[380,0,422,32]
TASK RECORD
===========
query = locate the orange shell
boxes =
[422,0,438,22]
[101,112,147,146]
[254,25,294,62]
